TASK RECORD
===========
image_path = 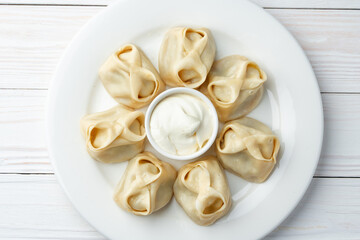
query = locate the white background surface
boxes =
[0,0,359,239]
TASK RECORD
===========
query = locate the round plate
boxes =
[47,0,323,239]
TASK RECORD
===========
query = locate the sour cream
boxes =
[149,93,213,156]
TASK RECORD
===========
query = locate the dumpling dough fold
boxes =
[216,117,280,183]
[99,44,165,109]
[113,152,177,215]
[173,156,231,226]
[159,27,216,88]
[80,105,145,163]
[200,55,267,122]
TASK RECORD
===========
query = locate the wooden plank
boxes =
[0,0,360,9]
[0,89,359,177]
[0,174,359,239]
[0,6,359,92]
[315,93,360,177]
[271,9,360,94]
[0,90,51,173]
[0,6,101,90]
[0,174,105,239]
[267,177,360,239]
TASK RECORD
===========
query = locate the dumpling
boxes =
[200,55,267,122]
[216,117,280,183]
[113,152,177,215]
[159,27,216,88]
[173,156,231,226]
[80,105,146,163]
[99,44,165,109]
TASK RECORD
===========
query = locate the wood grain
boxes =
[0,89,359,176]
[0,0,360,9]
[0,6,359,92]
[0,174,359,239]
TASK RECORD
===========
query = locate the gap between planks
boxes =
[1,173,360,179]
[0,3,359,11]
[1,0,360,10]
[2,88,360,94]
[0,3,107,6]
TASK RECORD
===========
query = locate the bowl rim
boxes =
[145,87,219,160]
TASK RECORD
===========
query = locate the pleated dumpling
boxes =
[173,156,231,226]
[80,105,146,163]
[216,117,280,183]
[99,44,165,109]
[159,27,216,88]
[200,55,267,122]
[113,152,177,215]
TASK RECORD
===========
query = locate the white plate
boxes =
[47,0,323,239]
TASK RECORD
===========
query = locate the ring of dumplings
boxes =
[80,26,281,227]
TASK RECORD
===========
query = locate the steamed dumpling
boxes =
[173,156,231,226]
[200,55,267,122]
[159,27,216,88]
[80,105,146,163]
[216,117,280,183]
[114,152,177,215]
[99,44,165,109]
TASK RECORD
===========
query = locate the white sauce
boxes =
[150,93,213,156]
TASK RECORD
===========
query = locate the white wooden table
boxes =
[1,0,360,239]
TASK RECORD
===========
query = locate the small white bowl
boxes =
[145,87,219,161]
